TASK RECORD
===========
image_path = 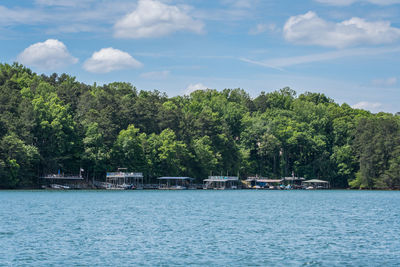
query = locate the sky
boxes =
[0,0,399,113]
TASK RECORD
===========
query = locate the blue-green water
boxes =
[0,190,399,266]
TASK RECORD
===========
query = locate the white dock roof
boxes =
[204,176,239,182]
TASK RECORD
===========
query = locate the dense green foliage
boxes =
[0,63,399,189]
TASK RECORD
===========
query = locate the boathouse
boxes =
[40,171,85,189]
[106,169,144,189]
[245,177,285,189]
[203,176,239,189]
[302,179,330,189]
[283,176,305,189]
[245,177,266,188]
[157,177,194,189]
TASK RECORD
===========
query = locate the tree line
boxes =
[0,63,399,189]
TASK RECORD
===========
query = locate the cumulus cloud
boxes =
[114,0,204,38]
[315,0,400,6]
[185,83,209,94]
[83,47,142,73]
[284,11,400,48]
[372,77,397,86]
[17,39,78,70]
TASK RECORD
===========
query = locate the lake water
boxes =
[0,190,399,266]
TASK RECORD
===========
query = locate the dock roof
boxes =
[257,179,283,183]
[40,175,83,180]
[245,178,283,183]
[246,177,268,181]
[158,177,194,180]
[106,172,143,178]
[303,179,329,184]
[284,177,306,181]
[204,176,239,182]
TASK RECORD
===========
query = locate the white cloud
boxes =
[352,101,383,112]
[185,83,209,94]
[83,47,142,73]
[0,6,46,25]
[241,46,400,69]
[240,58,284,71]
[34,0,94,7]
[114,0,204,38]
[249,23,278,35]
[0,2,138,34]
[45,24,104,34]
[17,39,78,70]
[249,24,268,35]
[284,11,400,48]
[194,0,258,22]
[140,70,170,79]
[222,0,256,8]
[372,77,397,86]
[315,0,400,6]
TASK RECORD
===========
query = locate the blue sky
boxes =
[1,0,399,113]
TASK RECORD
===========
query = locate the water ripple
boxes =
[0,190,399,266]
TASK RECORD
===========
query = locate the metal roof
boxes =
[284,177,306,181]
[303,179,329,183]
[246,177,268,181]
[204,176,239,182]
[158,177,194,180]
[40,175,83,180]
[245,178,282,183]
[257,179,283,183]
[107,172,143,178]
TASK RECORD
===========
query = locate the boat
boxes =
[50,184,70,189]
[124,184,137,190]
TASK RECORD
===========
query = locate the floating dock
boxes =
[105,169,144,189]
[40,173,85,189]
[157,177,195,190]
[203,176,239,189]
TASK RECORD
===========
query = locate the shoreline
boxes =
[1,188,399,191]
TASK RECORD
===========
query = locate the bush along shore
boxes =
[0,63,399,189]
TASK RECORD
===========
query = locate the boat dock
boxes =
[203,176,239,189]
[41,170,330,190]
[157,177,195,190]
[105,169,144,189]
[39,173,85,189]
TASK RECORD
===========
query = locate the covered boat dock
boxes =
[302,179,330,189]
[158,177,194,189]
[245,177,284,189]
[283,176,306,189]
[40,173,84,189]
[203,176,239,190]
[106,170,144,189]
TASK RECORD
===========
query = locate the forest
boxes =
[0,63,399,189]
